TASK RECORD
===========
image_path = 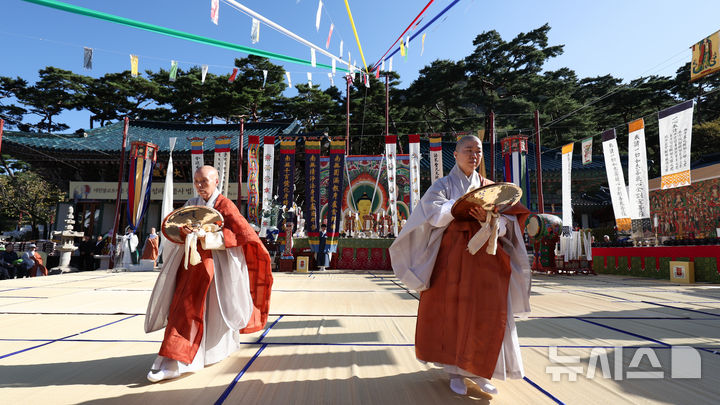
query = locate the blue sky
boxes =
[2,0,720,132]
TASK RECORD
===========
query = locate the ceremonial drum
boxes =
[525,213,562,273]
[526,214,562,240]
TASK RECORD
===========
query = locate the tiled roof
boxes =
[3,120,301,153]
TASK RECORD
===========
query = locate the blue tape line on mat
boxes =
[642,301,720,318]
[523,376,565,404]
[255,315,284,344]
[0,314,138,359]
[215,343,267,405]
[0,287,32,293]
[575,318,670,347]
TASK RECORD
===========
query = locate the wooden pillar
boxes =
[109,117,129,269]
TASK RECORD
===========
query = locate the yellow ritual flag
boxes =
[690,30,720,81]
[130,54,139,77]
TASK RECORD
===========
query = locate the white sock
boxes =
[469,376,498,394]
[449,374,467,395]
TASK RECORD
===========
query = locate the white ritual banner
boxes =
[213,136,232,196]
[429,135,443,183]
[385,135,398,236]
[561,143,574,234]
[658,100,694,190]
[627,119,652,234]
[601,129,631,232]
[408,134,421,212]
[260,136,276,234]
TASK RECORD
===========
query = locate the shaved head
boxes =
[455,135,482,152]
[194,165,220,201]
[454,135,483,176]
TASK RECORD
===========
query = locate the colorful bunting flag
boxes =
[201,64,209,84]
[228,68,238,83]
[285,71,292,88]
[262,69,268,88]
[311,48,316,67]
[421,33,426,56]
[581,137,592,165]
[339,40,343,59]
[83,47,93,70]
[375,68,380,79]
[400,41,405,57]
[328,72,334,86]
[210,0,219,25]
[251,18,260,44]
[658,100,694,189]
[169,60,178,82]
[381,59,385,71]
[331,58,336,74]
[307,72,313,88]
[130,54,139,77]
[389,57,393,72]
[326,23,334,49]
[315,0,323,31]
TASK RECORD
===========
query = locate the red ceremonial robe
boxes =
[158,194,272,364]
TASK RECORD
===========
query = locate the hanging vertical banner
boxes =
[213,136,232,196]
[201,64,209,84]
[332,58,336,74]
[251,18,260,44]
[561,142,573,234]
[189,137,205,197]
[305,139,321,252]
[126,141,158,231]
[326,23,334,49]
[339,40,343,59]
[247,135,260,227]
[381,59,385,72]
[408,134,421,212]
[169,60,178,82]
[277,138,296,250]
[315,0,323,31]
[581,137,593,165]
[130,54,139,77]
[311,48,317,67]
[160,137,176,263]
[659,100,694,190]
[501,136,530,208]
[307,72,313,87]
[210,0,219,25]
[228,68,238,83]
[385,135,399,236]
[690,30,720,82]
[602,129,632,231]
[389,57,393,72]
[429,135,443,183]
[262,69,268,88]
[327,139,346,253]
[260,136,276,233]
[627,119,652,234]
[328,72,334,86]
[421,33,426,56]
[83,47,93,70]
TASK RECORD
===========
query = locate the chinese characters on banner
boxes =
[385,135,398,236]
[260,136,275,234]
[690,30,720,81]
[189,137,205,197]
[408,134,421,212]
[304,140,321,252]
[659,100,694,190]
[277,138,296,250]
[429,135,443,184]
[326,139,346,253]
[561,143,574,234]
[213,136,232,197]
[627,119,652,233]
[601,129,632,231]
[247,136,260,227]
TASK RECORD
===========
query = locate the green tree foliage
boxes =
[17,67,88,133]
[0,76,27,129]
[0,170,65,238]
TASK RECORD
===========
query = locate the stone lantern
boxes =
[50,206,84,274]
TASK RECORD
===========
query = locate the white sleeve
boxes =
[201,230,225,250]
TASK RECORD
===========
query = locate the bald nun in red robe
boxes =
[145,166,273,382]
[389,136,531,396]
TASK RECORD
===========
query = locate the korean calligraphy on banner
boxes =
[561,143,574,234]
[385,135,398,236]
[429,135,443,183]
[602,129,632,231]
[408,134,421,212]
[659,100,694,190]
[189,137,205,197]
[260,136,275,234]
[327,139,346,253]
[627,119,652,234]
[277,138,296,250]
[213,136,232,196]
[304,139,321,252]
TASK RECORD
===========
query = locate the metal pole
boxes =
[385,74,389,138]
[489,111,495,181]
[238,118,244,212]
[534,110,544,213]
[346,75,350,154]
[109,117,129,269]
